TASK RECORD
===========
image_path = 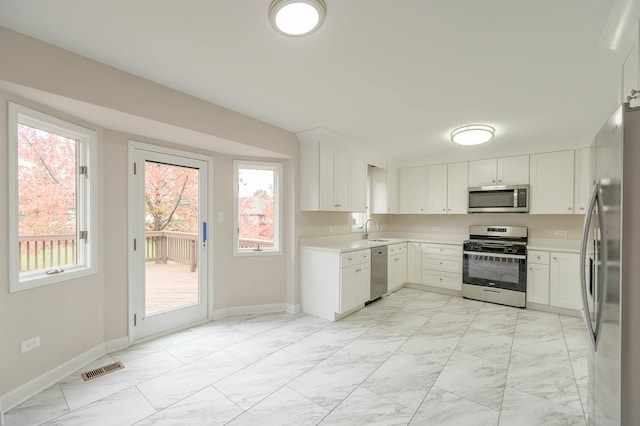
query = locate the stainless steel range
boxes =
[462,225,528,308]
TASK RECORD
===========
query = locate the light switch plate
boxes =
[21,336,40,354]
[555,230,568,237]
[432,226,441,232]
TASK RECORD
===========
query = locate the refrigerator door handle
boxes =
[580,183,599,350]
[593,184,608,350]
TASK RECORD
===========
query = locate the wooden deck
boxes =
[145,262,199,315]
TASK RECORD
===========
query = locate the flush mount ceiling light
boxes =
[269,0,327,37]
[450,124,495,146]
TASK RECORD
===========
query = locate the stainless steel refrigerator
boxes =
[580,103,640,425]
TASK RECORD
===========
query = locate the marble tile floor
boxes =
[5,288,590,425]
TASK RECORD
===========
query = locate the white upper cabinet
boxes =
[497,155,530,185]
[574,147,594,215]
[399,166,427,214]
[426,162,468,214]
[427,164,447,214]
[529,150,575,214]
[319,142,351,211]
[371,166,398,214]
[468,155,529,187]
[351,156,367,213]
[468,158,497,187]
[447,161,469,214]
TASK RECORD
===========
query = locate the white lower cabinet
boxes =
[421,243,462,291]
[527,250,581,310]
[527,251,550,304]
[301,248,370,321]
[388,243,407,293]
[549,252,581,310]
[407,242,422,283]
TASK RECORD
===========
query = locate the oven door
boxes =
[462,250,527,292]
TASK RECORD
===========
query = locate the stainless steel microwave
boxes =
[467,185,529,213]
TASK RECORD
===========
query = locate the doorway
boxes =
[128,142,212,342]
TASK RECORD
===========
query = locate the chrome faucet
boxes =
[361,218,379,239]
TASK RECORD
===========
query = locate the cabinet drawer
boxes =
[388,243,407,255]
[528,250,550,265]
[341,252,359,267]
[422,270,462,291]
[357,250,370,264]
[422,255,461,273]
[421,244,462,257]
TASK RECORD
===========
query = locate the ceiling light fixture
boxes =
[269,0,327,37]
[450,124,495,146]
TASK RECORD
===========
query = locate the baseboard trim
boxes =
[212,303,288,320]
[285,303,301,314]
[0,337,126,415]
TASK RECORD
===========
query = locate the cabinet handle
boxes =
[442,209,445,212]
[529,267,533,271]
[580,207,585,211]
[568,207,572,210]
[335,204,341,207]
[492,179,496,183]
[553,257,557,260]
[498,179,502,183]
[356,269,361,272]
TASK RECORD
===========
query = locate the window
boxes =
[233,161,282,255]
[9,103,97,292]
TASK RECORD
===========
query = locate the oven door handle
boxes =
[463,251,526,260]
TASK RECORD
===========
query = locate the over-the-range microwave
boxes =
[467,184,529,213]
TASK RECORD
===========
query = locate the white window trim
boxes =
[233,160,283,256]
[8,103,98,292]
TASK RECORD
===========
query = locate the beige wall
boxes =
[382,213,584,241]
[0,26,299,400]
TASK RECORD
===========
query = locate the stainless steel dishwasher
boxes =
[368,246,388,304]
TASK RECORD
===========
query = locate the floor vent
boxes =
[81,361,124,381]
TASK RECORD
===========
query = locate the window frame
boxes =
[8,102,98,292]
[233,160,283,256]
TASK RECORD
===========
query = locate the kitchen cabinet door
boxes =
[549,252,581,310]
[351,156,367,213]
[371,166,398,214]
[354,263,371,306]
[387,166,398,213]
[399,166,427,214]
[427,164,447,213]
[527,263,550,304]
[468,159,497,187]
[497,155,529,185]
[388,243,407,292]
[340,264,358,313]
[529,150,575,214]
[407,242,422,283]
[574,147,594,215]
[447,161,468,214]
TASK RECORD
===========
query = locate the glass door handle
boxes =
[203,221,207,247]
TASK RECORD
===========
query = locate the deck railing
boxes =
[145,231,198,272]
[19,232,275,273]
[19,234,76,272]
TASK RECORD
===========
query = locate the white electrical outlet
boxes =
[20,336,40,354]
[555,230,568,237]
[328,227,334,233]
[432,226,441,232]
[217,211,224,222]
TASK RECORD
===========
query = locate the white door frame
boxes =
[127,141,214,345]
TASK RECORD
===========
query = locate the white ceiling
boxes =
[0,0,633,164]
